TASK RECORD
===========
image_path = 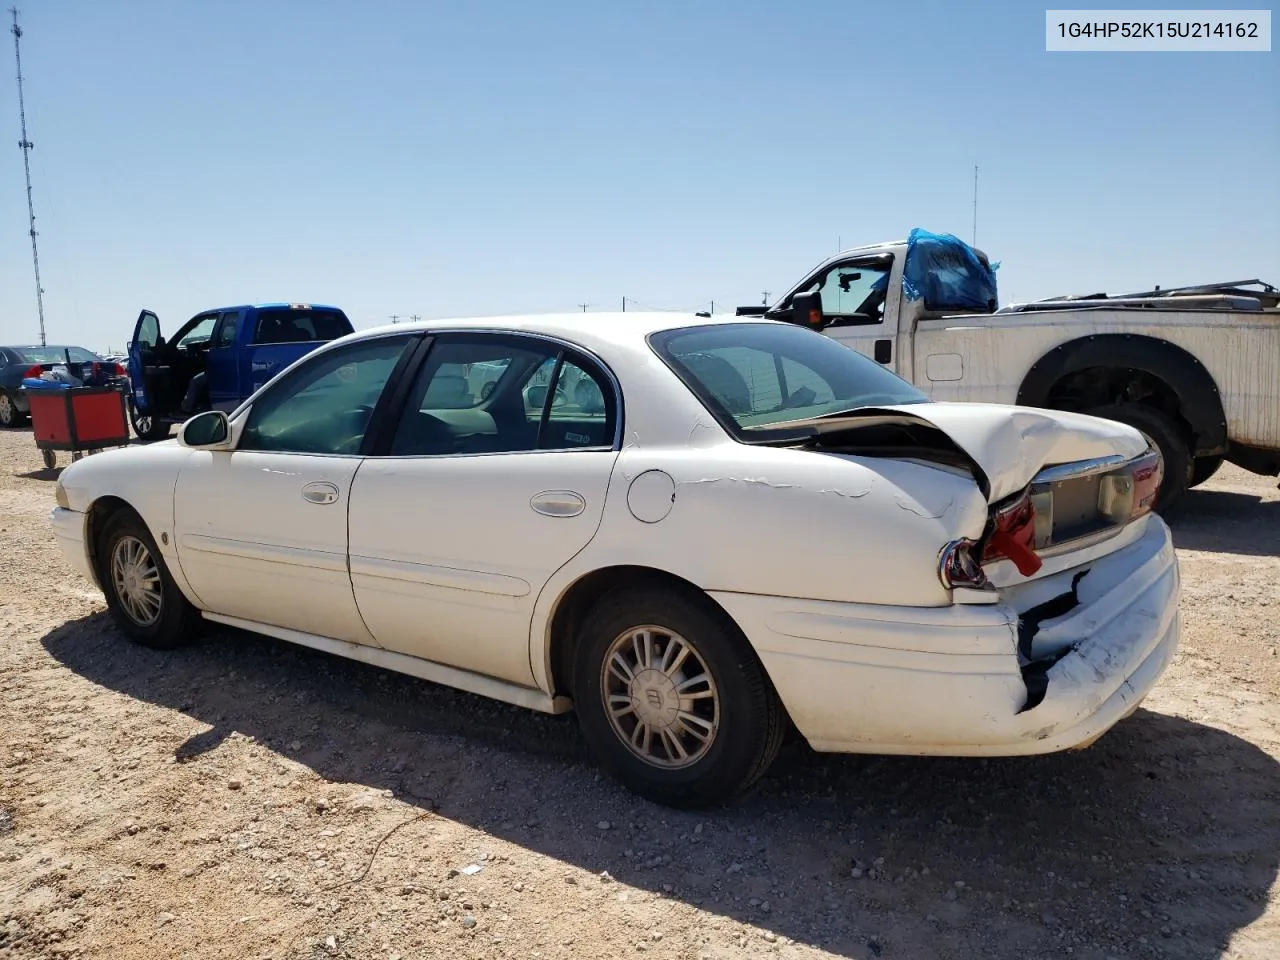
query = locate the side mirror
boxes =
[179,410,232,449]
[782,290,827,330]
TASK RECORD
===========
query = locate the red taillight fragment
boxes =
[114,362,127,377]
[982,492,1043,577]
[22,364,43,380]
[938,538,989,589]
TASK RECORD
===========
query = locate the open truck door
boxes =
[126,310,171,440]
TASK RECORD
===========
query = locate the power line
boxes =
[11,7,46,346]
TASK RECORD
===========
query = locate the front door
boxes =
[173,334,418,643]
[347,333,621,686]
[127,310,163,415]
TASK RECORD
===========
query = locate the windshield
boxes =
[15,346,100,364]
[649,322,927,435]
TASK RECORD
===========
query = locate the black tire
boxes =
[97,508,202,649]
[573,584,786,809]
[0,390,27,428]
[41,448,56,470]
[128,400,170,442]
[1086,403,1192,513]
[1190,455,1224,488]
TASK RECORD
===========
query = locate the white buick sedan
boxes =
[51,312,1179,807]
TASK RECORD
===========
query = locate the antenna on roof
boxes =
[11,7,46,346]
[972,164,978,246]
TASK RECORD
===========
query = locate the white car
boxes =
[50,312,1180,808]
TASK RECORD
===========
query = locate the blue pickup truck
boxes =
[127,303,355,441]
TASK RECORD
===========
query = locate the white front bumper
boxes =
[51,507,98,587]
[712,515,1179,756]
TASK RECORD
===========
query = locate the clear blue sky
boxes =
[1,0,1276,351]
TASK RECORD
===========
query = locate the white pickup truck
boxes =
[736,231,1280,511]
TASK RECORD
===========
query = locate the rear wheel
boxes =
[97,508,202,649]
[572,585,785,808]
[0,391,27,428]
[1190,455,1224,488]
[1086,403,1192,513]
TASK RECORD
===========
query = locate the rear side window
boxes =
[251,308,354,345]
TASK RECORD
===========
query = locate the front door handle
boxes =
[301,481,340,505]
[530,490,586,518]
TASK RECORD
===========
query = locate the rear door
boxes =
[205,310,242,410]
[347,332,621,685]
[241,306,355,399]
[127,310,163,414]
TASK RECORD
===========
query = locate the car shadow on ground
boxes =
[1167,487,1280,557]
[42,614,1279,959]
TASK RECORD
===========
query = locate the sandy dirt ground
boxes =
[1,427,1277,960]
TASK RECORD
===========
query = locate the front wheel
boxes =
[97,508,202,649]
[1086,403,1192,513]
[128,400,170,442]
[573,586,786,808]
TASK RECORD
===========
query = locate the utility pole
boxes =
[409,313,421,323]
[761,290,770,306]
[11,8,46,346]
[389,314,400,324]
[578,302,589,312]
[709,299,714,315]
[972,164,978,246]
[621,296,626,312]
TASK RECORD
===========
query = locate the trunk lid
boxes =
[772,401,1149,504]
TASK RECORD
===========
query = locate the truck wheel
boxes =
[1190,455,1224,488]
[1087,403,1192,513]
[97,508,202,649]
[572,585,786,809]
[128,401,170,442]
[0,391,27,428]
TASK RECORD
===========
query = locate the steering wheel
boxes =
[782,386,818,409]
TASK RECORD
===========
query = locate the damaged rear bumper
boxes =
[711,515,1179,756]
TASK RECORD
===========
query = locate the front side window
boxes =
[390,335,616,456]
[793,256,894,327]
[238,336,412,455]
[649,322,926,436]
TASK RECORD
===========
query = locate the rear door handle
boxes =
[302,481,340,505]
[530,490,586,518]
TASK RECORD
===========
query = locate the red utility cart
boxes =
[27,385,131,470]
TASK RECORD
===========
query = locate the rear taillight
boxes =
[982,491,1044,577]
[114,362,127,377]
[22,364,43,380]
[1099,448,1163,523]
[938,538,989,589]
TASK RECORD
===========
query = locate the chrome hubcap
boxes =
[601,626,719,769]
[110,535,162,626]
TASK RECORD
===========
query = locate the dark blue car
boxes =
[127,303,355,441]
[0,344,125,428]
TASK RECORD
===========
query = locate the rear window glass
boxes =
[250,309,354,345]
[648,322,927,436]
[16,346,99,364]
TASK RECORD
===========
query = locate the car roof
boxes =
[352,311,774,357]
[4,344,97,352]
